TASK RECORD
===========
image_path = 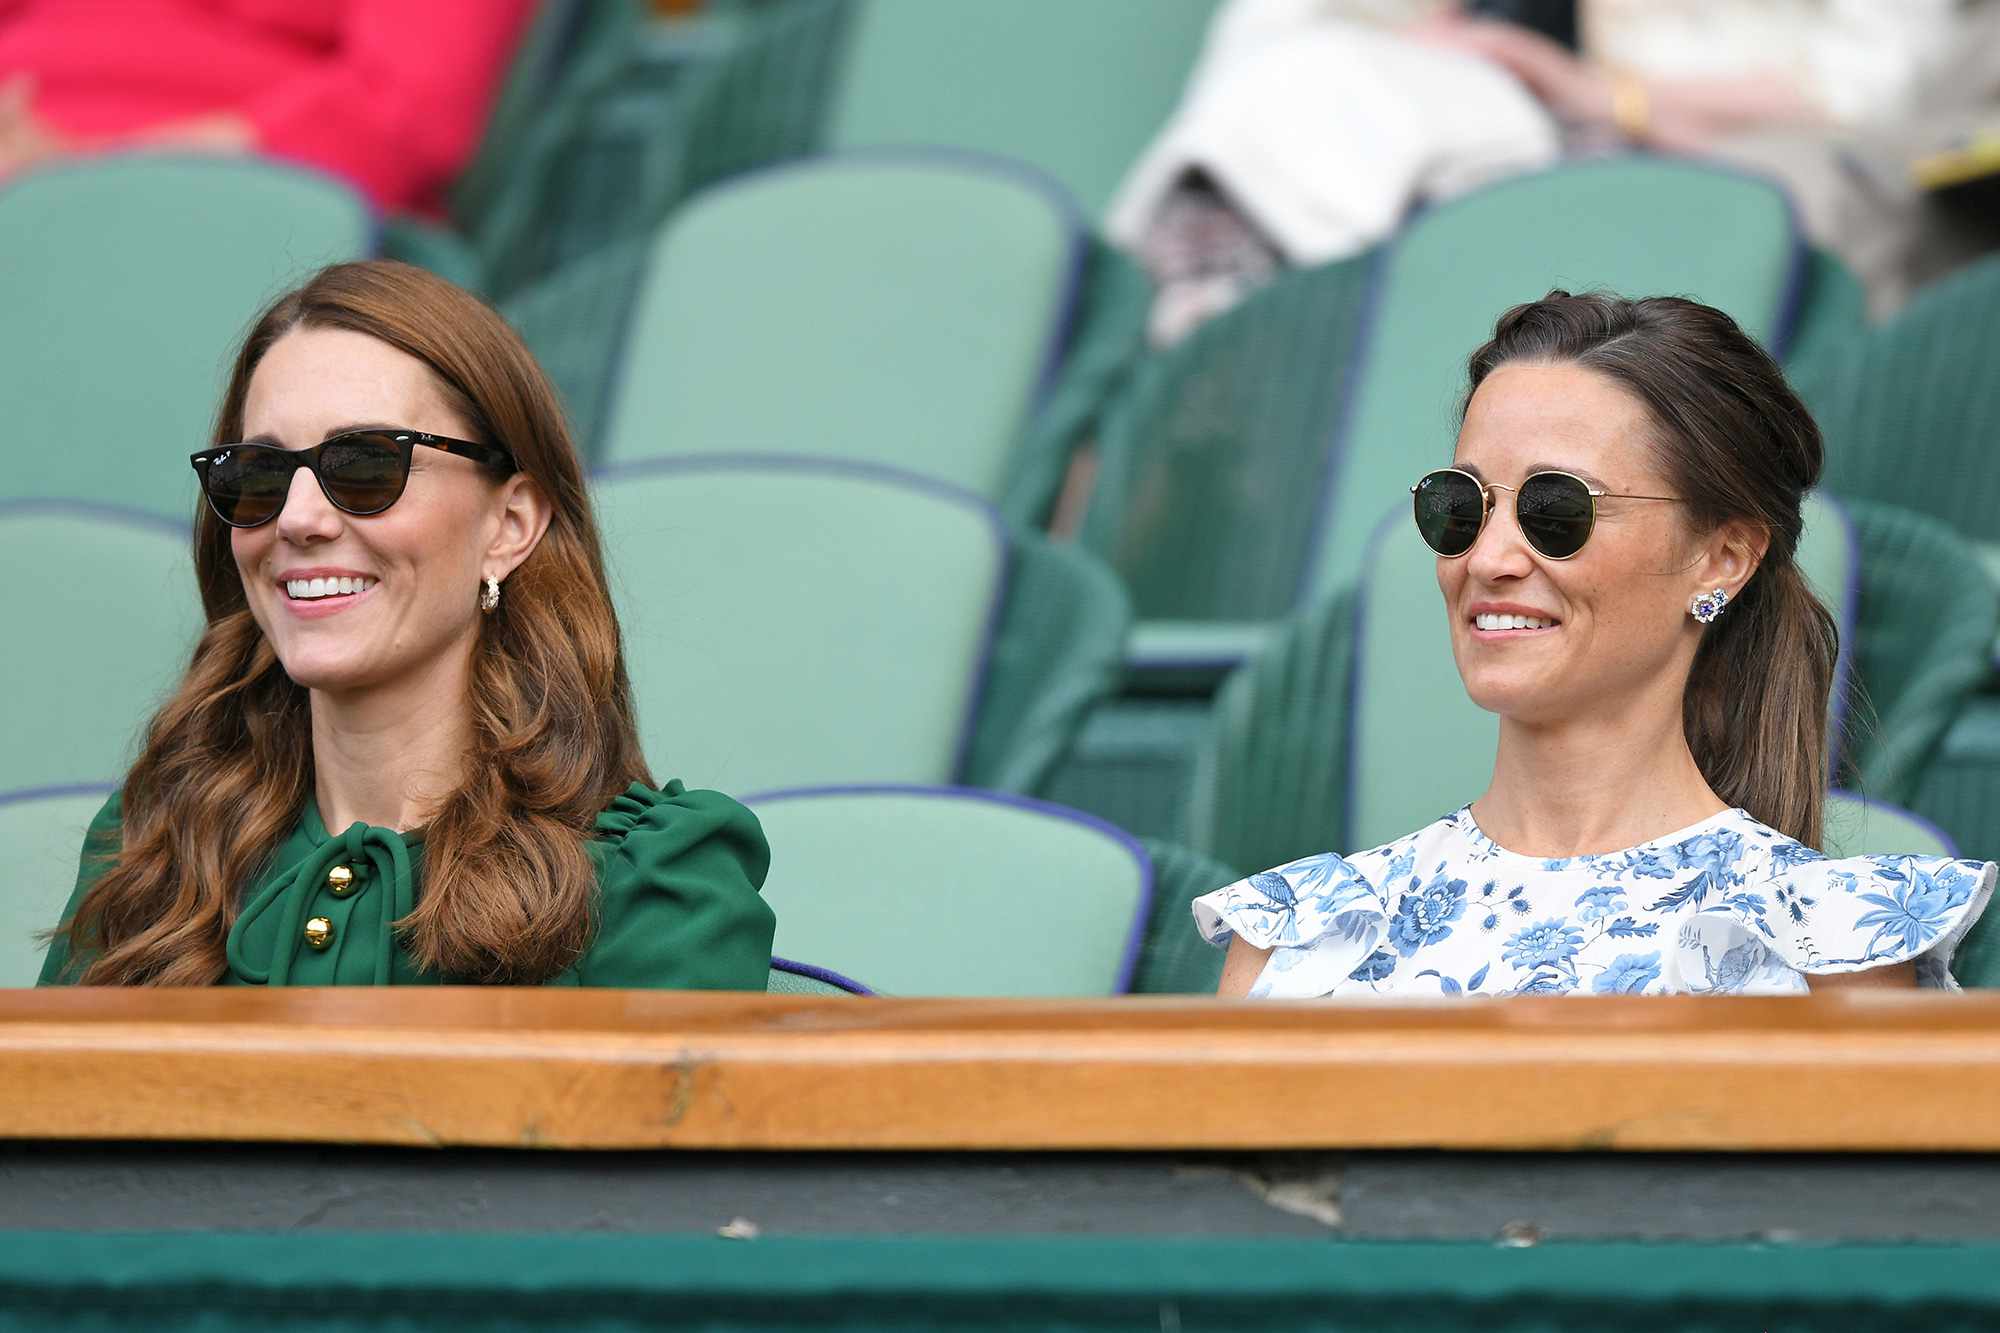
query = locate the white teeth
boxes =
[284,576,374,601]
[1475,613,1555,632]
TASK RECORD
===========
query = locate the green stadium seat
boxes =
[591,457,1125,798]
[1129,837,1239,994]
[745,785,1150,996]
[1910,698,2000,911]
[824,0,1220,217]
[1821,790,1956,858]
[0,158,371,518]
[1797,255,2000,669]
[596,155,1083,502]
[0,504,202,792]
[0,784,112,987]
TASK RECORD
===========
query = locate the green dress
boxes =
[37,781,775,988]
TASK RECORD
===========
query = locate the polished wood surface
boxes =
[6,989,2000,1152]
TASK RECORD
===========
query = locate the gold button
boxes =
[326,865,356,897]
[303,916,335,951]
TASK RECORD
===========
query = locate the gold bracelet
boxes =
[1610,71,1651,143]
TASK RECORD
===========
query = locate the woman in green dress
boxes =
[40,259,775,988]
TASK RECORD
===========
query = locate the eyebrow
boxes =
[240,423,407,448]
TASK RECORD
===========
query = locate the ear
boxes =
[1693,517,1768,602]
[483,474,553,582]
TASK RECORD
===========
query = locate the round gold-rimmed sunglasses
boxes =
[1410,467,1680,561]
[190,429,517,528]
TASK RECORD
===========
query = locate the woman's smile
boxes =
[276,566,378,619]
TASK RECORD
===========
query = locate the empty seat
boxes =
[592,457,1125,797]
[595,156,1082,502]
[746,785,1150,995]
[0,158,371,517]
[0,504,201,791]
[825,0,1221,217]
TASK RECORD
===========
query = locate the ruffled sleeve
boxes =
[583,781,775,991]
[1191,852,1392,998]
[1674,853,1998,993]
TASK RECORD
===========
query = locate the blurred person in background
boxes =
[0,0,533,215]
[1116,0,1994,342]
[39,261,776,988]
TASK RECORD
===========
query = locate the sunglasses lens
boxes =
[202,447,295,526]
[318,434,407,515]
[1413,470,1484,556]
[1517,473,1594,558]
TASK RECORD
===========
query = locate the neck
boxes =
[1474,685,1725,859]
[309,648,475,834]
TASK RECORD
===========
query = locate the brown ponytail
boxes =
[1464,292,1839,847]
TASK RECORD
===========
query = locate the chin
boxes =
[1457,670,1556,722]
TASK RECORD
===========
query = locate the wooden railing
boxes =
[6,989,2000,1152]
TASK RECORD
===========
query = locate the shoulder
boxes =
[1191,809,1467,951]
[579,781,774,989]
[1684,810,1997,988]
[591,780,770,886]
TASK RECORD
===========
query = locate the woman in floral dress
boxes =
[1200,291,1996,997]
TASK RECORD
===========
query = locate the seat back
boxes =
[0,784,113,987]
[825,0,1220,216]
[1821,790,1957,858]
[1345,492,1857,852]
[0,504,202,790]
[597,156,1081,500]
[0,158,371,517]
[1305,158,1804,603]
[746,785,1150,996]
[592,458,1007,794]
[1079,252,1376,634]
[1801,255,2000,664]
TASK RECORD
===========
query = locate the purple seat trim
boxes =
[0,782,116,811]
[769,955,875,995]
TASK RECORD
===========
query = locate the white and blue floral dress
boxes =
[1194,807,1997,997]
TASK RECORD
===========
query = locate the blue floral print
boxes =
[1592,951,1663,994]
[1503,918,1585,970]
[1388,870,1467,956]
[1191,806,1997,999]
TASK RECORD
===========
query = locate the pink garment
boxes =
[0,0,535,214]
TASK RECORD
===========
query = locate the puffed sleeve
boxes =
[36,788,124,986]
[580,781,775,991]
[1191,851,1393,998]
[1674,854,1998,993]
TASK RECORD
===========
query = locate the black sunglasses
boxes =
[1411,467,1679,561]
[190,429,517,528]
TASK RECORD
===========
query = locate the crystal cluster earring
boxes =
[1690,587,1728,624]
[480,575,501,613]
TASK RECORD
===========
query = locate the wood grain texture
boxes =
[5,989,2000,1152]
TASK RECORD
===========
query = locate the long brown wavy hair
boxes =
[1464,291,1839,849]
[55,260,650,984]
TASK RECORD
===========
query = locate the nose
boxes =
[1463,485,1535,583]
[272,463,342,545]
